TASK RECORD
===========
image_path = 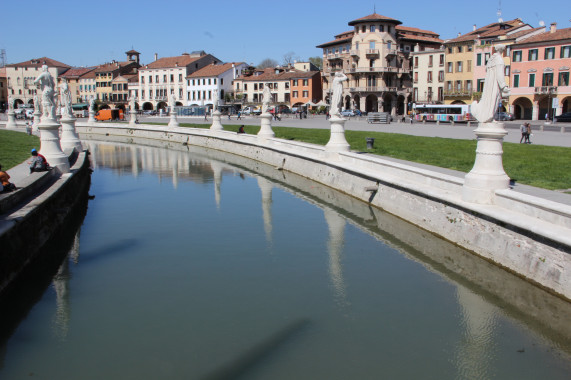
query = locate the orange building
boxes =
[289,70,322,108]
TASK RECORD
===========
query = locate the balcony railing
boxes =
[348,66,411,74]
[349,86,400,93]
[443,89,475,97]
[534,86,557,94]
[366,49,379,56]
[350,50,359,56]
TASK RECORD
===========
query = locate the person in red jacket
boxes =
[29,148,49,173]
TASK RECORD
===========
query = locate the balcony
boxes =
[348,66,411,74]
[366,49,379,57]
[534,86,557,94]
[326,52,349,61]
[443,89,474,97]
[350,50,359,56]
[349,86,399,93]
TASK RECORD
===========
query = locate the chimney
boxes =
[550,22,557,33]
[154,53,158,61]
[473,24,476,31]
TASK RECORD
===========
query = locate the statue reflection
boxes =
[257,177,273,244]
[323,208,348,306]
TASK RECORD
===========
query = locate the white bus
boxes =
[413,104,475,123]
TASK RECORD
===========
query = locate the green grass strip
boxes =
[0,130,41,169]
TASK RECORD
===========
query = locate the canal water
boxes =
[1,140,570,379]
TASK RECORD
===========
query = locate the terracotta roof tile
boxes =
[316,36,353,48]
[142,54,202,70]
[188,62,245,78]
[348,13,402,26]
[398,32,443,44]
[396,25,439,37]
[446,19,529,43]
[6,57,71,69]
[0,67,6,78]
[238,69,313,82]
[60,67,96,78]
[95,61,138,73]
[513,27,571,45]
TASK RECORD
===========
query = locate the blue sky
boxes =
[1,0,568,68]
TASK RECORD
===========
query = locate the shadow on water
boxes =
[0,185,90,370]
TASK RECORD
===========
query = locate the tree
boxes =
[257,58,279,69]
[308,56,323,70]
[283,51,300,66]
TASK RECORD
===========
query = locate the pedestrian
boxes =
[0,164,16,192]
[525,122,532,144]
[28,148,49,173]
[204,111,208,121]
[237,125,245,134]
[237,111,242,120]
[519,123,527,143]
[228,112,231,120]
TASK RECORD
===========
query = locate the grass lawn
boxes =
[0,130,40,169]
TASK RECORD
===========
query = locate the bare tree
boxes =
[257,58,279,69]
[282,51,300,66]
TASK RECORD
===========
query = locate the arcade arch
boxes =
[512,97,532,120]
[365,94,378,113]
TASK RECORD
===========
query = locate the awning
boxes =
[72,103,89,110]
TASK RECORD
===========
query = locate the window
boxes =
[170,74,174,82]
[513,74,519,87]
[155,75,159,82]
[427,71,433,82]
[447,62,453,73]
[477,79,484,92]
[467,60,472,72]
[528,49,538,61]
[456,61,463,72]
[484,53,490,64]
[465,80,472,91]
[414,57,419,68]
[529,73,535,87]
[476,53,482,66]
[303,79,308,86]
[456,80,462,91]
[379,25,384,32]
[505,66,510,76]
[561,46,571,58]
[163,75,167,82]
[361,26,366,33]
[438,87,443,101]
[545,47,555,60]
[387,41,392,50]
[512,50,522,62]
[458,46,462,53]
[219,78,222,85]
[292,79,298,86]
[542,72,553,86]
[559,72,569,86]
[254,83,258,90]
[370,25,375,32]
[141,76,145,83]
[208,79,211,85]
[447,47,453,53]
[303,90,309,97]
[438,71,444,82]
[414,72,418,83]
[428,55,433,67]
[293,90,298,97]
[369,41,375,49]
[179,74,182,82]
[439,54,444,66]
[208,90,211,100]
[467,45,473,52]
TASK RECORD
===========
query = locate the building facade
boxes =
[411,47,445,104]
[78,69,97,103]
[5,57,70,108]
[138,51,220,111]
[317,13,442,115]
[509,24,571,120]
[58,67,96,105]
[186,62,248,108]
[95,51,140,105]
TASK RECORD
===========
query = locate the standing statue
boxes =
[33,94,41,112]
[129,94,136,111]
[60,78,73,118]
[471,44,510,123]
[169,93,176,109]
[34,65,56,120]
[7,95,14,112]
[330,71,348,117]
[89,97,95,112]
[212,89,219,111]
[262,84,271,114]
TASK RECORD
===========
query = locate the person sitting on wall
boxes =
[29,148,49,173]
[0,164,16,192]
[237,125,245,134]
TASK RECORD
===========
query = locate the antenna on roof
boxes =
[535,12,545,28]
[373,4,376,13]
[497,0,503,23]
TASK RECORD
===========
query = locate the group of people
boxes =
[0,149,50,194]
[520,123,533,144]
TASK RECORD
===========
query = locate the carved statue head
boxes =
[494,44,506,54]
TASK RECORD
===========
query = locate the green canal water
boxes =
[1,140,570,379]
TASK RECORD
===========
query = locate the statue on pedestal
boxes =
[330,71,348,117]
[213,89,219,112]
[7,95,14,112]
[34,65,56,121]
[60,78,73,118]
[262,84,271,114]
[470,44,510,123]
[33,94,41,112]
[129,94,136,111]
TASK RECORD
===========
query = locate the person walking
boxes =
[525,122,532,144]
[520,123,527,143]
[237,111,242,120]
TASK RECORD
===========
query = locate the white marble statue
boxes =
[60,78,73,118]
[330,71,348,117]
[33,94,41,112]
[7,95,14,112]
[212,89,219,111]
[34,65,56,120]
[262,84,271,114]
[471,44,510,123]
[129,94,136,111]
[169,93,176,109]
[89,97,95,112]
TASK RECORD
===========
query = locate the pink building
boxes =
[509,24,571,120]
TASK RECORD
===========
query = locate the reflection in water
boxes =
[3,139,568,379]
[323,208,348,306]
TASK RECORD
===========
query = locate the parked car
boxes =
[341,109,355,117]
[143,110,157,116]
[554,112,571,122]
[494,112,514,121]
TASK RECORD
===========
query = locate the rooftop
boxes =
[188,62,245,78]
[6,57,71,69]
[348,13,402,26]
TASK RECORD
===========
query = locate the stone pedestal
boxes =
[88,110,96,124]
[6,111,17,129]
[168,110,179,128]
[325,115,350,152]
[210,110,223,131]
[462,122,510,204]
[129,110,138,126]
[257,113,275,138]
[60,116,83,152]
[38,119,70,173]
[33,110,41,132]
